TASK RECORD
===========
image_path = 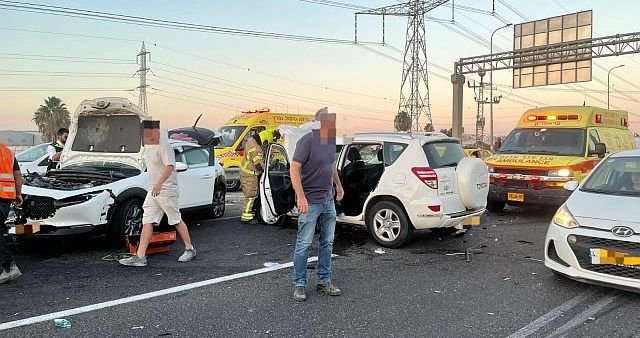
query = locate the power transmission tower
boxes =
[467,70,501,149]
[136,42,150,113]
[356,0,450,132]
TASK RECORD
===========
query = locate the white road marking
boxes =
[0,256,331,331]
[544,293,619,338]
[506,293,591,338]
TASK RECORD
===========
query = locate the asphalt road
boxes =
[1,192,639,337]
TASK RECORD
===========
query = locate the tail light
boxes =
[412,167,438,189]
[595,114,602,124]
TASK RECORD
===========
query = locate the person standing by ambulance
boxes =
[239,129,279,224]
[0,142,23,283]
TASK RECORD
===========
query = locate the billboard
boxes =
[513,10,593,88]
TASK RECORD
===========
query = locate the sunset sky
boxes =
[1,0,640,137]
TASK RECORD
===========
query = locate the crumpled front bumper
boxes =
[9,190,115,236]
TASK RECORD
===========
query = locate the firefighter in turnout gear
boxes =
[46,128,69,173]
[240,129,280,224]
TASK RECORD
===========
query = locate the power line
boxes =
[496,0,527,21]
[153,44,392,101]
[0,1,382,45]
[295,0,367,11]
[150,61,394,115]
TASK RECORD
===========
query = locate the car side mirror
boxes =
[589,143,606,158]
[176,162,188,172]
[564,180,579,191]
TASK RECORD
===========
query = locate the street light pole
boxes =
[607,64,625,109]
[490,23,512,150]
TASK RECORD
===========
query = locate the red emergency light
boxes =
[595,114,602,124]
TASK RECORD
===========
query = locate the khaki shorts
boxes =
[142,192,182,226]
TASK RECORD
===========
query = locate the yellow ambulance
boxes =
[485,106,636,212]
[216,109,313,191]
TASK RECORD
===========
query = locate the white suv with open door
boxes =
[259,132,489,248]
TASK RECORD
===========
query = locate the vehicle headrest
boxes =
[377,148,383,161]
[347,147,361,162]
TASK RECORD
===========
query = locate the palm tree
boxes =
[33,96,71,142]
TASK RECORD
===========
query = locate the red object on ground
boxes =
[127,231,177,255]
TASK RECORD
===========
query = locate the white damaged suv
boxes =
[260,131,489,248]
[10,97,226,241]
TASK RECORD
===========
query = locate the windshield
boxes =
[217,126,246,148]
[72,115,142,153]
[500,128,585,156]
[581,157,640,196]
[16,144,48,162]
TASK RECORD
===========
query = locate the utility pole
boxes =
[356,0,450,132]
[467,70,501,149]
[136,42,150,113]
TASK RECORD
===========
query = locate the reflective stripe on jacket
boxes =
[0,144,16,200]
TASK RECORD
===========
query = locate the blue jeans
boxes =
[293,199,336,287]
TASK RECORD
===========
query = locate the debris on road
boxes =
[445,252,466,256]
[374,248,386,255]
[131,326,144,330]
[434,290,441,293]
[487,312,495,316]
[244,252,259,256]
[517,240,534,244]
[53,318,72,328]
[503,277,512,281]
[531,272,538,275]
[263,262,279,267]
[525,256,544,263]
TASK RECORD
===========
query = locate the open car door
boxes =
[259,143,295,224]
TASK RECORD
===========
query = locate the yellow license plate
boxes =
[11,223,41,235]
[507,192,524,202]
[591,248,640,266]
[462,216,481,226]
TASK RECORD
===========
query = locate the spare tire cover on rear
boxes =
[456,157,489,209]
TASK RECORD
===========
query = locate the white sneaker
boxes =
[119,255,147,267]
[0,262,22,284]
[178,246,196,262]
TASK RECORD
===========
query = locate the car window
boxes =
[582,157,640,196]
[217,126,246,148]
[422,141,465,169]
[16,144,48,162]
[383,142,408,166]
[268,145,289,172]
[183,148,210,168]
[343,144,382,167]
[588,129,600,152]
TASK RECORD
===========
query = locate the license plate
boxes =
[462,216,481,226]
[9,223,41,235]
[590,248,640,266]
[507,192,524,202]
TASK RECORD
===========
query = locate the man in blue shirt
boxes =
[290,107,344,302]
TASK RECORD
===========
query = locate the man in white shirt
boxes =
[46,128,68,172]
[119,120,196,267]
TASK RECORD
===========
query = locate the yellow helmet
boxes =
[258,129,275,144]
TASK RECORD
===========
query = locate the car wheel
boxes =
[486,199,506,213]
[211,185,226,219]
[367,201,412,248]
[108,198,143,245]
[226,179,241,192]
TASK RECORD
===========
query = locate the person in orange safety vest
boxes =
[0,142,23,284]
